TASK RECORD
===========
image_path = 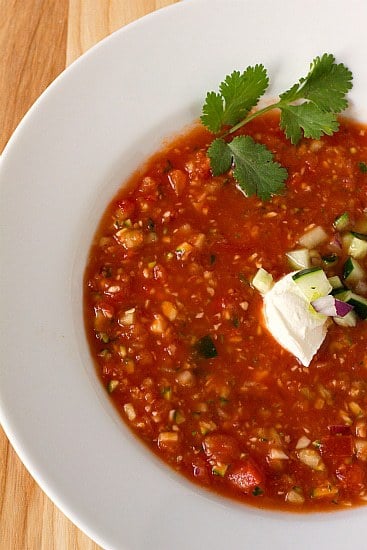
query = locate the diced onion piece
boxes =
[296,435,311,449]
[150,314,167,334]
[299,226,328,249]
[286,488,305,504]
[118,307,136,326]
[311,484,338,499]
[123,403,136,421]
[161,300,178,321]
[298,448,325,470]
[158,431,179,445]
[355,420,367,438]
[268,448,289,460]
[355,439,367,461]
[311,295,354,318]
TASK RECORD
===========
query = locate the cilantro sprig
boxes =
[201,54,353,200]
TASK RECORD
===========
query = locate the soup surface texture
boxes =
[84,113,367,511]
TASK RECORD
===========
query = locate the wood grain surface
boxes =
[0,1,177,548]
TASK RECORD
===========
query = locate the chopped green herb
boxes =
[195,335,218,358]
[146,218,155,231]
[252,486,264,496]
[201,54,352,200]
[100,265,112,278]
[359,161,367,173]
[210,254,216,265]
[232,316,239,328]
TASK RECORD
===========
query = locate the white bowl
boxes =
[1,1,367,548]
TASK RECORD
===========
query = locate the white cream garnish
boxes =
[263,272,328,367]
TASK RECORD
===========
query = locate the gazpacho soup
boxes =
[84,58,367,511]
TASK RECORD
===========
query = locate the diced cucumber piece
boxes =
[334,289,352,302]
[252,267,274,295]
[286,248,311,270]
[328,275,344,290]
[333,310,358,327]
[346,293,367,319]
[341,231,354,251]
[212,464,228,477]
[331,287,347,297]
[298,226,328,249]
[348,232,367,259]
[292,267,332,302]
[333,212,350,232]
[351,231,367,241]
[343,257,366,286]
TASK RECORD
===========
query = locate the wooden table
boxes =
[0,1,177,548]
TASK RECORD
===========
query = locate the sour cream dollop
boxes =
[263,272,328,367]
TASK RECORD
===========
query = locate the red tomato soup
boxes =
[84,113,367,511]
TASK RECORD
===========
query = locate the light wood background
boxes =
[0,1,177,548]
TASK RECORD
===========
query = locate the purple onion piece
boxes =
[334,298,354,317]
[311,295,353,318]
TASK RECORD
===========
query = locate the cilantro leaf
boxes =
[207,138,232,175]
[229,136,287,200]
[201,66,268,133]
[207,135,287,200]
[201,54,353,200]
[280,53,353,112]
[200,92,225,134]
[280,103,340,144]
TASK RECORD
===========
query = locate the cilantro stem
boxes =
[202,55,353,200]
[227,101,282,136]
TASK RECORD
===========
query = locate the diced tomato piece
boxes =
[168,169,187,196]
[202,434,240,463]
[227,459,263,494]
[328,425,351,436]
[138,176,158,195]
[336,463,365,493]
[320,435,354,458]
